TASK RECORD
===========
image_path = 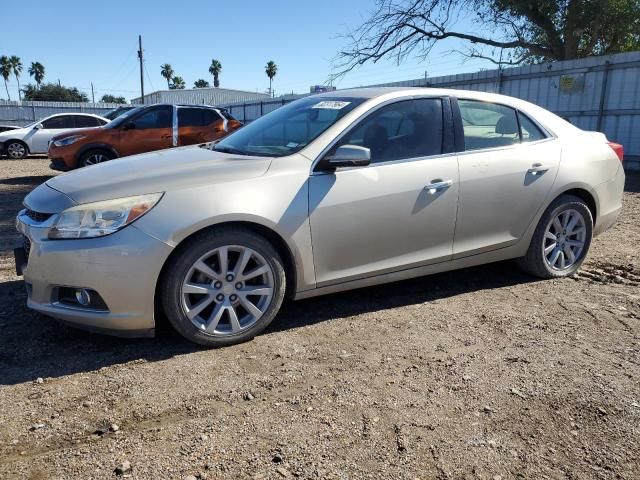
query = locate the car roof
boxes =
[44,112,108,119]
[138,103,219,109]
[313,86,533,103]
[326,87,580,137]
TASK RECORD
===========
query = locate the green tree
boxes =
[0,56,11,100]
[335,0,640,73]
[28,61,45,88]
[160,63,174,89]
[22,83,88,102]
[265,60,278,97]
[9,56,22,101]
[170,76,186,89]
[194,79,210,88]
[100,94,126,103]
[209,59,222,87]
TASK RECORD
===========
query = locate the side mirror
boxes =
[34,123,43,130]
[326,145,371,170]
[123,121,136,131]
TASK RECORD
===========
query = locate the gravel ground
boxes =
[1,158,639,480]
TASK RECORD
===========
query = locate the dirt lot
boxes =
[0,157,639,480]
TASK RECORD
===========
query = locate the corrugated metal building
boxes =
[130,87,269,106]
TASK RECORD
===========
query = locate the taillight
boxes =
[608,141,624,162]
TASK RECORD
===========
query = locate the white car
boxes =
[0,113,109,159]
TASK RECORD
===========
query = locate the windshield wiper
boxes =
[213,145,249,155]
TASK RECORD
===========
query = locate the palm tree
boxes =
[209,59,222,88]
[160,63,174,89]
[194,79,210,88]
[265,60,277,97]
[0,56,11,100]
[170,76,186,89]
[9,56,23,101]
[28,61,45,88]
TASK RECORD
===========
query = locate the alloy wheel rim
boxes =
[543,209,586,271]
[181,245,274,335]
[7,143,25,158]
[84,154,106,165]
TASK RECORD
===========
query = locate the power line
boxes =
[143,60,155,93]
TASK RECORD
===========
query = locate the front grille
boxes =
[25,209,53,222]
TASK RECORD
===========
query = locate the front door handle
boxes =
[424,179,453,194]
[528,163,549,175]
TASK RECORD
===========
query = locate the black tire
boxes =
[161,227,286,347]
[517,194,593,278]
[5,140,28,159]
[78,149,114,168]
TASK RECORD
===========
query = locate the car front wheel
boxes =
[161,227,286,346]
[6,141,27,159]
[78,149,114,168]
[517,194,593,278]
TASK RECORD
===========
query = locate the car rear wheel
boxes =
[6,141,27,159]
[517,194,593,278]
[161,227,286,347]
[79,149,114,167]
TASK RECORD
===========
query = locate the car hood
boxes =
[45,145,273,205]
[0,127,27,139]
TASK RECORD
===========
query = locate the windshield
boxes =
[104,106,134,120]
[214,96,366,157]
[106,106,145,128]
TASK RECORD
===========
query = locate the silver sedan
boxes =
[15,88,625,346]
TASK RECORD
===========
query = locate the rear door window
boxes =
[458,100,519,151]
[518,112,547,142]
[42,115,76,129]
[178,108,221,127]
[74,116,102,128]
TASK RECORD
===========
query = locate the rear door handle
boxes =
[527,163,549,175]
[424,179,453,194]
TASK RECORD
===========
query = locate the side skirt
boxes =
[293,244,526,300]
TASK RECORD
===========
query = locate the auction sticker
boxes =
[312,101,351,109]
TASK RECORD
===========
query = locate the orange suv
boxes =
[48,104,242,170]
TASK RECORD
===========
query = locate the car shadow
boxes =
[0,261,537,386]
[0,175,53,186]
[0,180,52,252]
[624,171,640,193]
[269,261,536,333]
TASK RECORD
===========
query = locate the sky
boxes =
[0,0,491,102]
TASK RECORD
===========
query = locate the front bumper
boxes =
[16,210,173,336]
[49,158,70,171]
[47,143,75,171]
[0,141,5,155]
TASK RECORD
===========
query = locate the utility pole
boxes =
[91,82,95,103]
[138,35,145,104]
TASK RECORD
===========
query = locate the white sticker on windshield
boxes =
[286,142,299,148]
[312,101,351,110]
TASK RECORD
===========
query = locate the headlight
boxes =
[48,193,163,239]
[53,135,85,147]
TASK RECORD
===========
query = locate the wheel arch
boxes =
[75,143,119,163]
[555,187,597,222]
[4,138,30,153]
[155,220,298,307]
